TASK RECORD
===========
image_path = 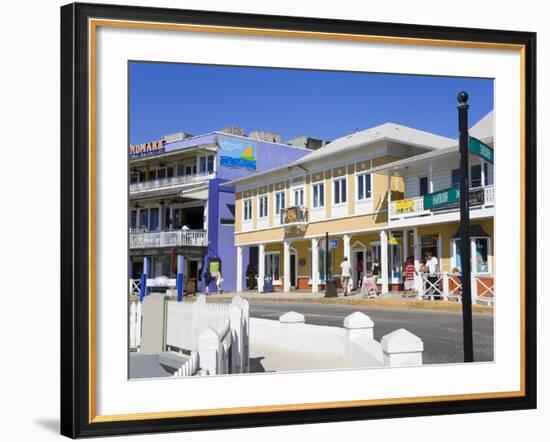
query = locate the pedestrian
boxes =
[340,256,352,296]
[357,259,363,289]
[403,256,416,298]
[425,250,440,299]
[203,269,212,295]
[215,269,223,294]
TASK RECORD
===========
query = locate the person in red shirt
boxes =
[403,256,416,297]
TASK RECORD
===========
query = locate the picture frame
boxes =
[60,2,537,438]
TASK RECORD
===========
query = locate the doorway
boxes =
[289,253,297,289]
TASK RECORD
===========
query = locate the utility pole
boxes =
[458,91,474,362]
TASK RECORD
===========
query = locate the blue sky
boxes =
[129,62,493,145]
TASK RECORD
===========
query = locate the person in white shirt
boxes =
[425,251,440,299]
[340,256,353,296]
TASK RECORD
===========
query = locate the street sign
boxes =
[329,239,339,249]
[469,137,494,164]
[423,187,459,210]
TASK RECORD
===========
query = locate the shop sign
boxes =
[394,198,415,214]
[219,135,257,170]
[423,186,460,210]
[130,139,165,158]
[329,239,339,249]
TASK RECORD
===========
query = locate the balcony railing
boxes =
[130,172,215,193]
[280,206,308,225]
[389,185,494,220]
[130,229,208,249]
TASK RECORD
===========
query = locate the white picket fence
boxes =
[414,272,494,305]
[129,299,142,351]
[173,350,199,377]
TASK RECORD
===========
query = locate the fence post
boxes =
[279,311,305,351]
[471,274,478,304]
[443,273,450,301]
[140,293,166,354]
[381,328,424,367]
[198,328,221,375]
[343,312,374,340]
[229,304,243,373]
[415,273,424,300]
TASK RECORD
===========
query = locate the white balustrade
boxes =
[130,172,215,193]
[130,230,208,249]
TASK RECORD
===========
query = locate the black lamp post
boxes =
[458,91,474,363]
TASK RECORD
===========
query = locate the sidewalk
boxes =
[207,290,494,314]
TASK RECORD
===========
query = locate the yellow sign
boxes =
[394,198,415,214]
[389,237,399,245]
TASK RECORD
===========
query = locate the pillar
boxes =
[403,229,409,261]
[311,238,319,293]
[283,240,291,292]
[258,244,265,293]
[380,230,389,294]
[176,254,185,302]
[236,246,243,293]
[413,227,420,269]
[140,256,149,302]
[343,234,351,262]
[428,160,434,193]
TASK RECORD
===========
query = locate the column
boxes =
[258,244,265,293]
[283,240,291,292]
[470,237,478,303]
[169,205,174,229]
[343,234,351,261]
[128,258,133,279]
[176,254,185,302]
[140,256,149,302]
[413,227,420,269]
[311,238,319,293]
[380,230,389,294]
[236,246,243,293]
[387,172,392,213]
[403,229,409,261]
[428,161,434,193]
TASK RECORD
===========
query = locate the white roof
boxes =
[224,122,455,187]
[469,110,494,142]
[302,122,456,163]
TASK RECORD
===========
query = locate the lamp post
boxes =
[458,91,474,363]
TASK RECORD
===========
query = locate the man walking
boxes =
[340,256,352,296]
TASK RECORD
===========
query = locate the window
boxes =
[484,162,492,185]
[157,167,166,179]
[451,169,460,188]
[265,253,281,280]
[293,188,304,206]
[258,195,268,218]
[130,210,137,229]
[139,209,149,230]
[312,182,324,208]
[199,155,215,174]
[243,199,252,221]
[357,173,372,200]
[176,164,185,176]
[419,176,429,196]
[471,164,482,188]
[149,208,160,231]
[199,157,207,173]
[207,155,215,173]
[130,172,139,184]
[275,191,285,214]
[453,237,491,273]
[333,178,347,204]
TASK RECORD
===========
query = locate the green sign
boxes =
[469,137,494,164]
[423,186,459,210]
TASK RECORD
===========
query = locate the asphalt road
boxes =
[247,301,494,365]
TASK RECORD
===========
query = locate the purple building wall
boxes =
[201,134,311,292]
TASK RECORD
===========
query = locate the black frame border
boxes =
[60,2,537,438]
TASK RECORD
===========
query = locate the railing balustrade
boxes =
[130,171,215,193]
[130,229,208,249]
[390,185,494,219]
